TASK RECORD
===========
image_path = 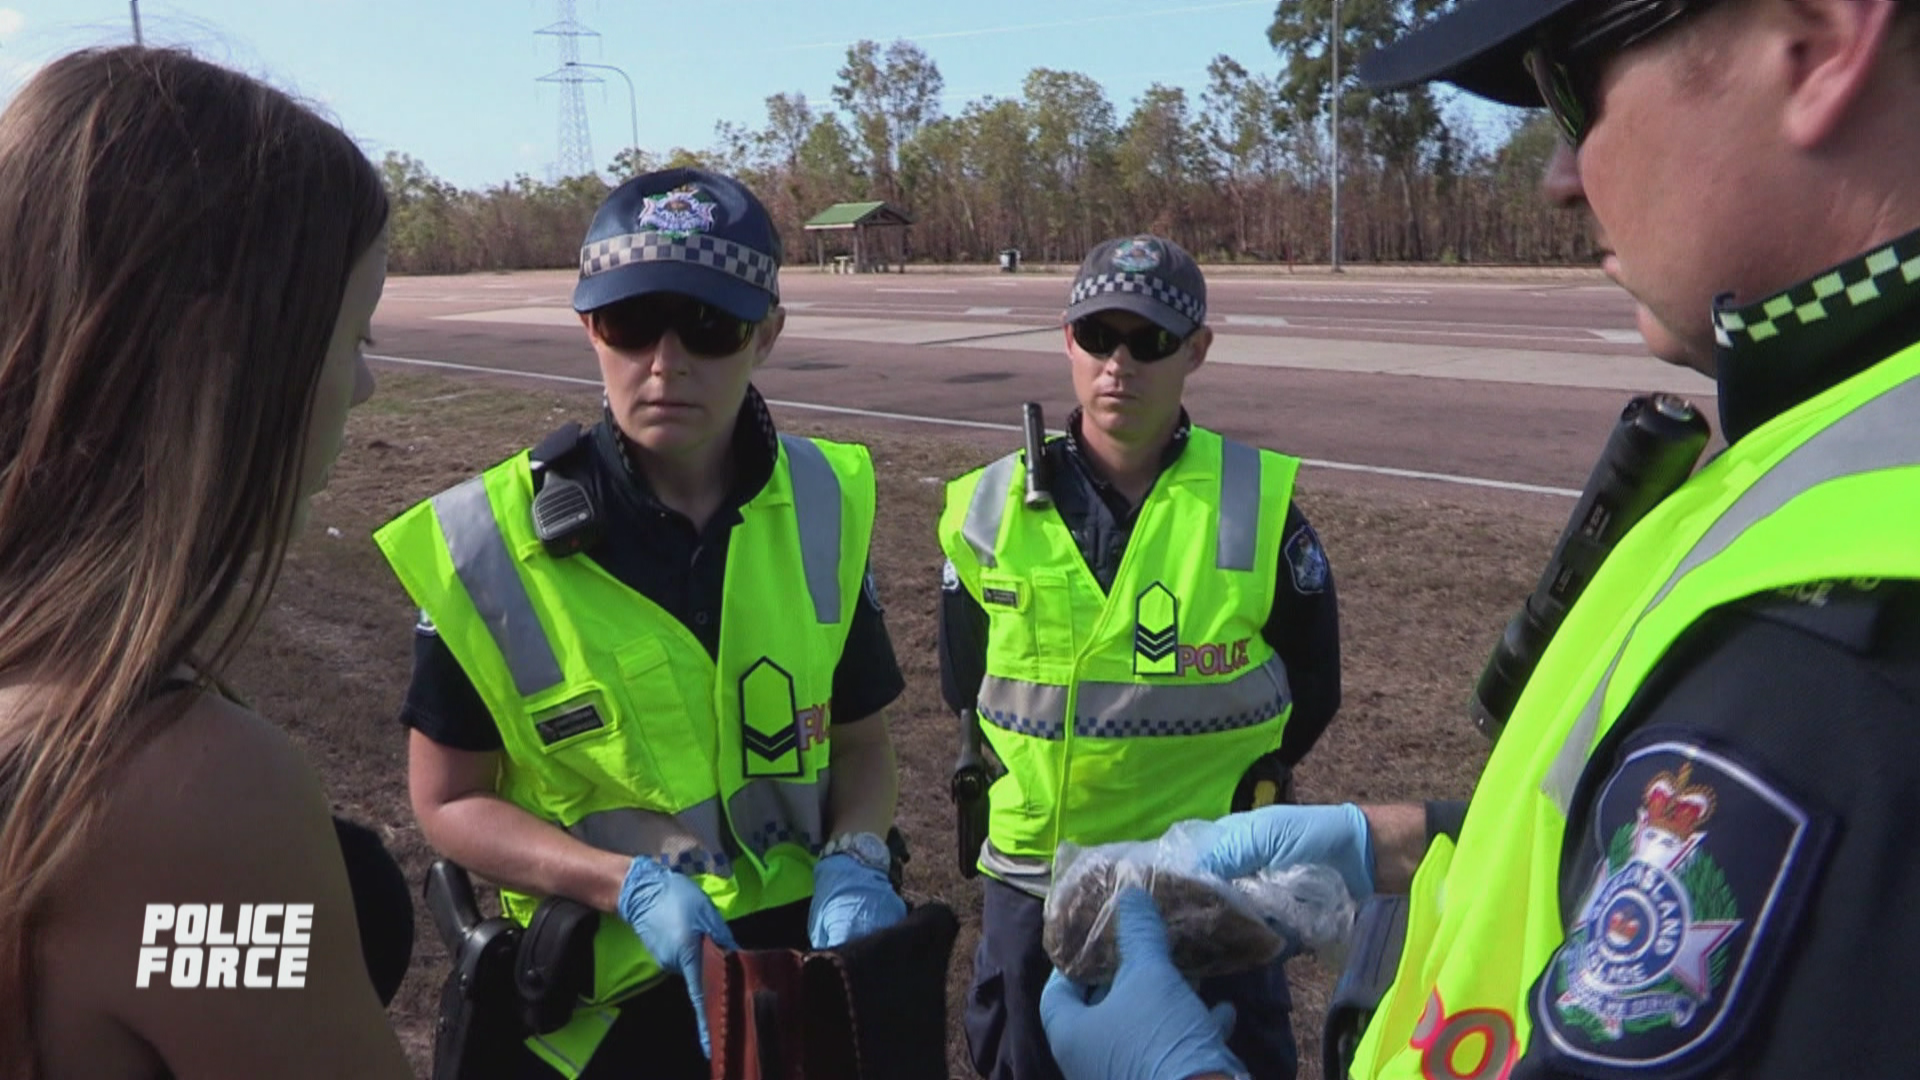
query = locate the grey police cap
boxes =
[1063,235,1207,338]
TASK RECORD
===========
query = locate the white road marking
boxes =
[1258,295,1432,305]
[419,310,1711,394]
[365,352,1582,497]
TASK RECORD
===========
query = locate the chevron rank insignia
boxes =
[1133,582,1180,677]
[739,657,804,778]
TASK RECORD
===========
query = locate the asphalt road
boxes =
[369,267,1720,503]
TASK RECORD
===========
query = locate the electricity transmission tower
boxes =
[536,0,601,179]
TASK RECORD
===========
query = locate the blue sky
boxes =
[0,1,1518,191]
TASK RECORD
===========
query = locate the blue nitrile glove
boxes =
[1039,887,1247,1080]
[1196,803,1375,902]
[808,852,908,949]
[616,856,738,1059]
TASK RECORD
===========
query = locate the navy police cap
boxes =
[572,167,784,322]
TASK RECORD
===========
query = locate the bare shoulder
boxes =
[42,689,336,922]
[34,689,412,1078]
[116,689,329,840]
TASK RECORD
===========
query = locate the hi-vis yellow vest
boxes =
[938,426,1299,890]
[1349,344,1920,1080]
[375,432,873,1077]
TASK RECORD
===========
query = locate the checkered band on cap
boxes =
[1070,271,1206,328]
[580,231,781,295]
[1715,236,1920,347]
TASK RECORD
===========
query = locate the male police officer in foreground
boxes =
[1038,2,1920,1079]
[376,168,908,1079]
[940,234,1343,1080]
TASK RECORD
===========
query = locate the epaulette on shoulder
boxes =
[530,421,587,473]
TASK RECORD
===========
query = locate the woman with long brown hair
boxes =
[0,46,414,1078]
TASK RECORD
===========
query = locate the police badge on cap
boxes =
[636,185,718,240]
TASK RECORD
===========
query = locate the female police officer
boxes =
[377,168,908,1079]
[1040,2,1920,1079]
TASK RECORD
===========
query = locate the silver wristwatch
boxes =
[820,831,891,874]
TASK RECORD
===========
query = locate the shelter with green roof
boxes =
[803,201,914,273]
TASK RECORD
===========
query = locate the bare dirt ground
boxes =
[232,368,1564,1079]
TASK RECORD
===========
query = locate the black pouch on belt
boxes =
[1322,893,1411,1080]
[514,895,600,1036]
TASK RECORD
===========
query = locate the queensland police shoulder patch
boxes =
[1285,525,1329,595]
[1534,740,1832,1077]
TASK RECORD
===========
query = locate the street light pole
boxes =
[567,61,638,175]
[131,0,143,45]
[1330,0,1342,273]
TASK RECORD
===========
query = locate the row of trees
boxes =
[381,2,1593,276]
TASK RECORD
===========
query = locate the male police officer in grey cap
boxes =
[1037,3,1920,1080]
[381,167,909,1079]
[937,233,1345,1080]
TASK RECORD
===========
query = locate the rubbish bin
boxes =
[998,248,1021,273]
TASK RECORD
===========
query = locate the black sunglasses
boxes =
[1069,317,1189,363]
[590,295,758,358]
[1523,0,1718,147]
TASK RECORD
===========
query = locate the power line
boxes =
[535,0,600,179]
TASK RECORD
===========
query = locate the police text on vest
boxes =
[136,904,313,988]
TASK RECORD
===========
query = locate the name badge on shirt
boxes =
[535,703,605,745]
[977,573,1026,610]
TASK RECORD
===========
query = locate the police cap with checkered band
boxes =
[572,167,784,322]
[1064,234,1208,339]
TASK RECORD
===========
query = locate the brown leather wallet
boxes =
[702,901,959,1080]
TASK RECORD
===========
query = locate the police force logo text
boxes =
[137,904,314,988]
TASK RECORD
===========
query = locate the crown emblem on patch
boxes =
[637,185,718,239]
[1110,236,1162,274]
[1642,763,1716,840]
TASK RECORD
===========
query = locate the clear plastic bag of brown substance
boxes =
[1041,820,1357,985]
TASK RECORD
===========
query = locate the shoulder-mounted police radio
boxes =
[1469,393,1711,745]
[527,422,603,558]
[1021,401,1053,510]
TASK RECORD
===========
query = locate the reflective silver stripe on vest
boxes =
[1216,439,1262,572]
[962,453,1019,569]
[728,769,830,859]
[977,677,1069,739]
[981,842,1054,898]
[432,477,565,697]
[1076,653,1291,738]
[568,801,734,878]
[567,771,832,875]
[977,655,1291,741]
[1543,373,1920,811]
[779,434,844,625]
